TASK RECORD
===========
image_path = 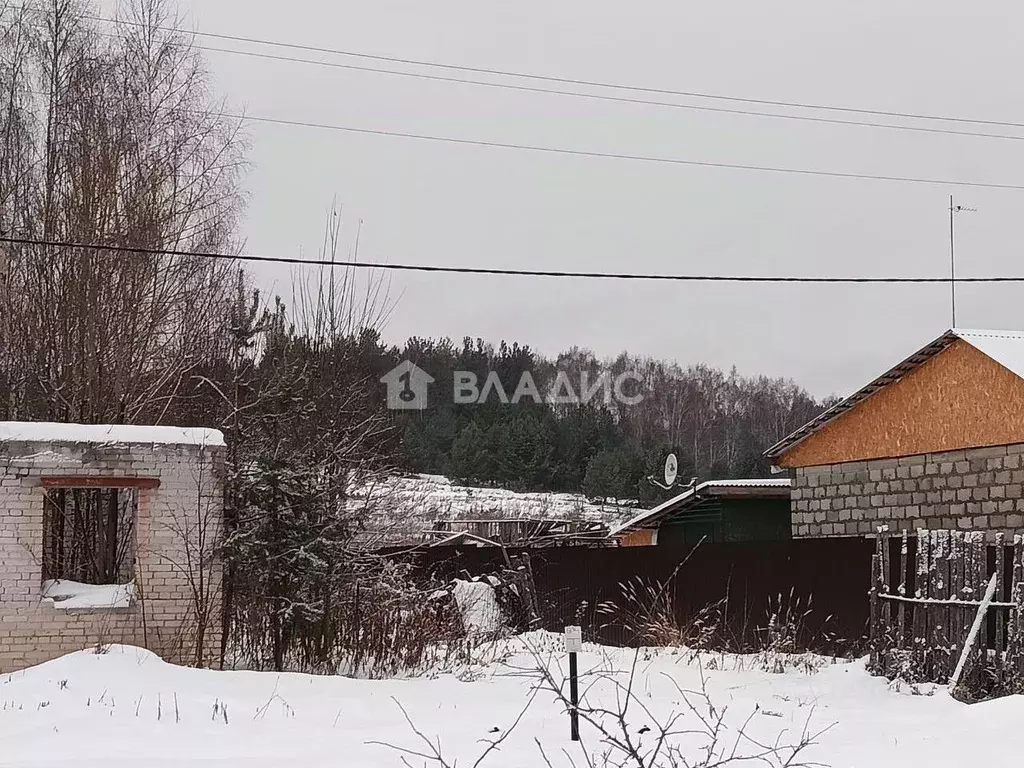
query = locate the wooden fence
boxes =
[870,528,1024,693]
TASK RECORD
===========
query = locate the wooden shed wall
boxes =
[778,339,1024,467]
[618,529,657,547]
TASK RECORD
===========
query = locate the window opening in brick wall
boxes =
[42,487,138,586]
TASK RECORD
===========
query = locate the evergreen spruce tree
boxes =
[583,447,646,502]
[489,411,555,491]
[449,422,494,484]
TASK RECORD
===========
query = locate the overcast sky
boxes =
[158,0,1024,398]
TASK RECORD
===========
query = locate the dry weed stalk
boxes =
[374,639,832,768]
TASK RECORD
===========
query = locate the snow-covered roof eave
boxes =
[0,421,225,448]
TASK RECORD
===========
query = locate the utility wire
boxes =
[2,235,1023,283]
[6,8,1013,143]
[78,11,1024,132]
[15,79,1019,188]
[190,43,1024,144]
[213,111,1024,191]
[10,11,1024,177]
[21,16,1024,144]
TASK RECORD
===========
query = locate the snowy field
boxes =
[3,636,1024,767]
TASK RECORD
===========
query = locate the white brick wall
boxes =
[0,439,224,672]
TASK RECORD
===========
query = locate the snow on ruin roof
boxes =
[348,473,639,547]
[765,328,1024,460]
[0,422,225,447]
[608,478,792,536]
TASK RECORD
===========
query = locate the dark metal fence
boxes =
[403,537,875,654]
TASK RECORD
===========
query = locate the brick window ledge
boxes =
[40,476,160,489]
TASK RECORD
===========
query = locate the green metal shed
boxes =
[610,479,792,546]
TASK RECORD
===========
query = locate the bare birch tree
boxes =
[0,0,245,424]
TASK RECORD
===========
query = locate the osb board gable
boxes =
[779,339,1024,467]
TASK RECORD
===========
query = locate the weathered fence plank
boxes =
[914,527,928,667]
[869,529,1023,698]
[897,530,908,649]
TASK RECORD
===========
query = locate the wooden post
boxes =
[939,530,953,678]
[869,552,882,672]
[1015,580,1024,682]
[950,571,999,698]
[913,528,929,674]
[1009,536,1024,681]
[880,527,892,670]
[897,529,908,647]
[994,533,1006,684]
[964,532,978,608]
[928,530,943,678]
[963,532,979,682]
[970,533,987,685]
[950,530,965,675]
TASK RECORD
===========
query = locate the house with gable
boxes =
[766,329,1024,538]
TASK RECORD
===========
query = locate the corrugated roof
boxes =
[765,328,1024,460]
[608,478,791,536]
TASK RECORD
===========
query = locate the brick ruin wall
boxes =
[0,440,224,673]
[792,443,1024,538]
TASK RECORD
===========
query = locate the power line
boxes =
[16,68,1020,188]
[79,11,1024,132]
[20,19,1024,145]
[9,11,1024,181]
[216,111,1024,191]
[5,8,1011,143]
[3,235,1024,283]
[189,43,1024,144]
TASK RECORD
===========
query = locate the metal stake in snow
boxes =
[564,626,582,742]
[949,570,999,694]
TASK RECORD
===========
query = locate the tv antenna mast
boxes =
[949,195,976,328]
[647,453,697,492]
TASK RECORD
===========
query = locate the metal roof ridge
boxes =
[952,328,1024,339]
[607,485,699,536]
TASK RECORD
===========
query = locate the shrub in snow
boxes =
[225,457,471,677]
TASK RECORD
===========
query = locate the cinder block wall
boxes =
[0,440,224,673]
[792,443,1024,538]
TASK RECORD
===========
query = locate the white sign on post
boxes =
[564,625,583,653]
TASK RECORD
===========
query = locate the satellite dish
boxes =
[664,453,678,487]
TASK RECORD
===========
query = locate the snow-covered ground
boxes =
[349,473,638,545]
[3,636,1024,767]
